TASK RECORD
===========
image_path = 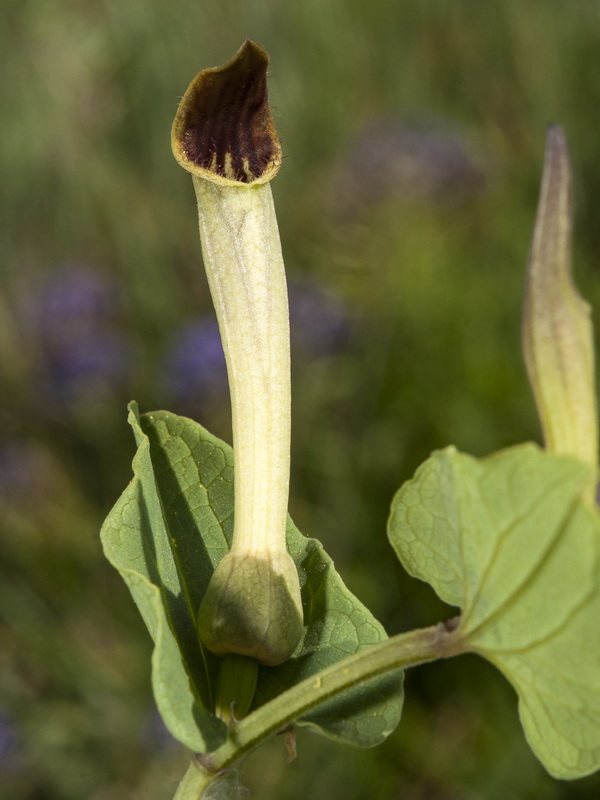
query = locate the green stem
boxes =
[172,757,216,800]
[174,621,462,799]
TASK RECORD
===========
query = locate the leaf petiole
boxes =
[174,620,463,799]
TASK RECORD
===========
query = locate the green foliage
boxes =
[5,2,600,798]
[101,403,403,752]
[388,443,600,778]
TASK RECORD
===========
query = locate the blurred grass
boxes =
[2,1,600,798]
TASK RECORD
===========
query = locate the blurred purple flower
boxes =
[332,117,485,216]
[162,317,228,414]
[25,265,129,410]
[141,709,178,754]
[33,265,117,330]
[162,285,350,414]
[0,442,45,503]
[288,281,351,357]
[0,710,21,771]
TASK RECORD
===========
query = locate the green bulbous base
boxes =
[197,550,304,666]
[215,653,258,723]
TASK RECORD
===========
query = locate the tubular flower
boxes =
[172,41,303,666]
[523,125,598,497]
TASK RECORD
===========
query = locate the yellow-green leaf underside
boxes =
[388,443,600,778]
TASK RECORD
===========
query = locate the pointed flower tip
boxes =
[171,40,282,186]
[540,123,572,203]
[546,122,566,147]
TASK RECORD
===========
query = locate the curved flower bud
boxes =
[523,125,598,495]
[172,41,303,667]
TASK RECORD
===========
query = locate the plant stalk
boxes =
[173,621,463,799]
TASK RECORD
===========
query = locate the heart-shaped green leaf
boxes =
[388,443,600,778]
[100,406,227,753]
[101,403,403,753]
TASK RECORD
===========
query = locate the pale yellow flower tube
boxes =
[172,41,303,667]
[522,125,598,497]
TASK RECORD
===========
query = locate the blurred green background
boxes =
[2,1,600,798]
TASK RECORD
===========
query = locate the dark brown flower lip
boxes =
[171,40,282,186]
